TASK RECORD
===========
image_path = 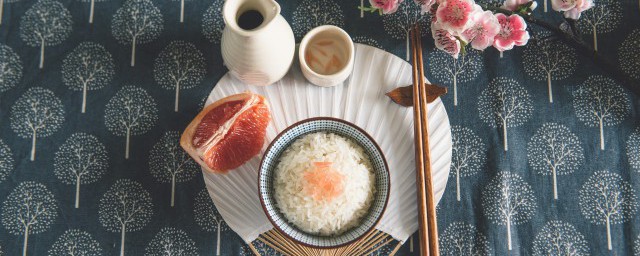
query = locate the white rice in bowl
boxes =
[274,132,376,236]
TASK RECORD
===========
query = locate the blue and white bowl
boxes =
[259,117,390,248]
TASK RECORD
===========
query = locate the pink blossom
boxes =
[461,10,500,50]
[415,0,437,14]
[493,13,529,52]
[435,0,476,33]
[502,0,536,11]
[370,0,404,14]
[563,0,593,19]
[551,0,577,11]
[432,22,462,58]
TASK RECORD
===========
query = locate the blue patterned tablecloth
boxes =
[0,0,639,255]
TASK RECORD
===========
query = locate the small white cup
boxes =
[299,25,355,87]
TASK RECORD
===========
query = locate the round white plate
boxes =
[202,44,452,244]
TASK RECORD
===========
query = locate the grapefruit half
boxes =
[181,92,271,173]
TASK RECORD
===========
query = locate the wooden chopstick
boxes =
[410,25,431,256]
[411,24,440,256]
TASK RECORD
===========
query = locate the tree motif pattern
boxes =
[440,222,491,256]
[150,131,198,207]
[48,229,103,256]
[153,41,206,112]
[202,0,224,44]
[1,181,58,256]
[144,227,198,256]
[19,0,72,69]
[79,0,109,24]
[619,29,640,80]
[429,49,483,106]
[62,42,114,113]
[532,220,589,256]
[635,235,640,256]
[450,125,486,202]
[173,0,193,23]
[579,170,638,251]
[576,0,622,52]
[352,36,382,49]
[523,32,577,103]
[98,179,153,256]
[478,77,533,151]
[104,86,158,159]
[482,172,537,251]
[572,75,630,150]
[0,44,22,94]
[111,0,163,67]
[54,133,108,208]
[194,189,228,256]
[10,87,65,161]
[292,0,344,39]
[239,241,282,256]
[382,0,431,60]
[0,139,13,183]
[527,123,584,200]
[628,128,640,173]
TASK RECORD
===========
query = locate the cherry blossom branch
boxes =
[482,5,640,96]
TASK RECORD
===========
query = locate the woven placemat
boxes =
[250,229,403,256]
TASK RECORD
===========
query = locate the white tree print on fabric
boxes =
[153,41,206,112]
[579,170,638,251]
[572,75,630,150]
[239,241,281,256]
[48,229,103,256]
[10,87,65,161]
[202,0,224,44]
[104,86,158,159]
[0,44,22,94]
[150,131,198,207]
[628,128,640,173]
[292,0,344,39]
[62,42,115,113]
[440,222,491,256]
[144,227,197,256]
[194,189,228,256]
[428,49,483,106]
[478,77,533,151]
[1,181,58,256]
[0,0,22,26]
[450,126,486,202]
[482,172,537,251]
[532,220,589,256]
[352,36,382,49]
[80,0,109,24]
[111,0,163,67]
[99,179,153,256]
[19,0,72,69]
[619,29,640,80]
[635,235,640,256]
[54,133,108,208]
[527,123,584,200]
[173,0,192,23]
[576,0,622,52]
[0,139,13,183]
[522,33,577,103]
[383,1,430,60]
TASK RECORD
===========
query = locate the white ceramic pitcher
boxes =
[221,0,295,86]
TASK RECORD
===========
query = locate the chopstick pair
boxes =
[410,24,440,256]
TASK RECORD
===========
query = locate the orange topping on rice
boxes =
[303,162,344,202]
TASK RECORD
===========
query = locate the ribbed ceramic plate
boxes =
[202,44,452,244]
[259,117,390,248]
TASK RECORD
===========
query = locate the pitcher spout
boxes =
[223,0,281,36]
